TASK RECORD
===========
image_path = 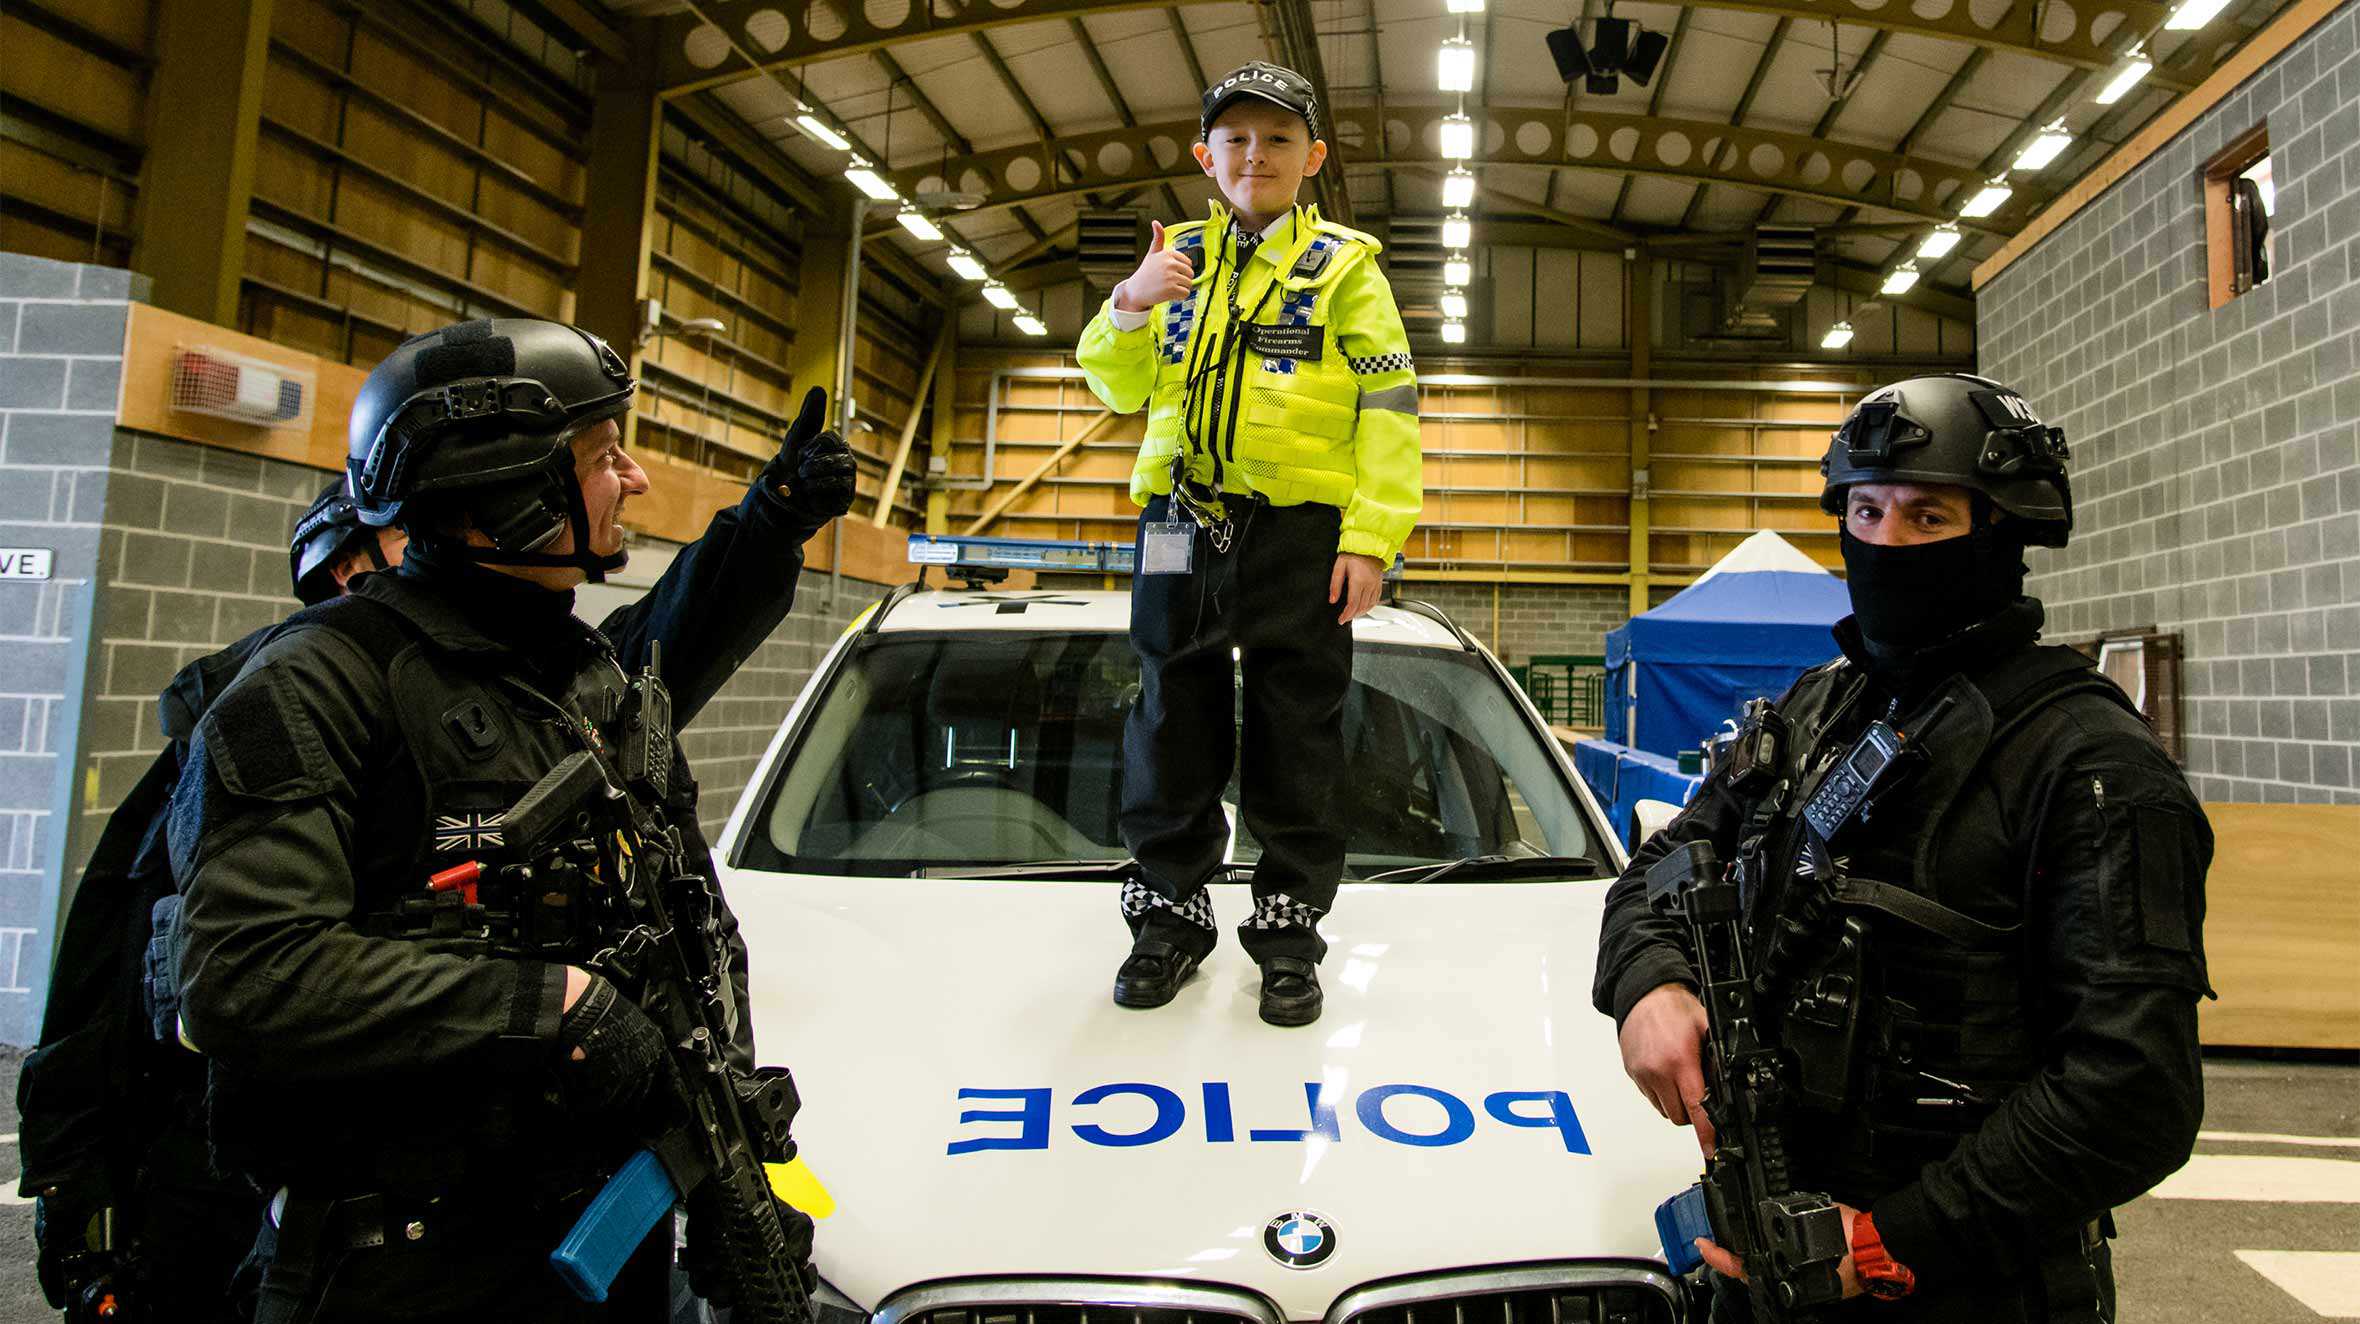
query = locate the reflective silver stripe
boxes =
[1360,384,1420,415]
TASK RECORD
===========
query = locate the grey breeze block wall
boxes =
[0,255,881,1045]
[1975,5,2360,806]
[0,253,146,1046]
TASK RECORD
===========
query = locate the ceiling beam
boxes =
[1265,0,1352,223]
[1065,16,1189,222]
[1608,5,1692,227]
[1681,16,1791,232]
[886,106,2012,234]
[1752,25,1890,227]
[652,0,2184,99]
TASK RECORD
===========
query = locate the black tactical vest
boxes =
[1728,642,2139,1201]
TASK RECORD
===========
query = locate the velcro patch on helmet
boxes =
[418,321,516,386]
[1968,389,2042,430]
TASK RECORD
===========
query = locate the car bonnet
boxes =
[714,868,1701,1319]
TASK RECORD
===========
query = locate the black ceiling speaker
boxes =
[1590,18,1632,73]
[1626,29,1670,86]
[1585,71,1621,96]
[1546,25,1594,83]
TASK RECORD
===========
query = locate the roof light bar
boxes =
[909,533,1137,574]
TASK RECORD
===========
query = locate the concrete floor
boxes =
[0,1051,2351,1322]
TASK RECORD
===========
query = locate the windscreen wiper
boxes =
[922,859,1257,881]
[1359,854,1606,884]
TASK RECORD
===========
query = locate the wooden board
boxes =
[2196,803,2360,1051]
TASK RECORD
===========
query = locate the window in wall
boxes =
[2079,628,2185,763]
[2203,125,2273,308]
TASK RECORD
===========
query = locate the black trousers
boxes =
[1121,495,1352,965]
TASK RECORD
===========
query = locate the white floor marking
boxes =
[2152,1155,2360,1204]
[2201,1131,2360,1149]
[2234,1250,2360,1318]
[0,1193,30,1207]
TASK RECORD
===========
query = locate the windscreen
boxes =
[739,631,1601,879]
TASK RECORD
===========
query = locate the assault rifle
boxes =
[496,659,812,1323]
[1647,839,1846,1318]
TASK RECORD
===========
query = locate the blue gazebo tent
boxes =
[1603,531,1852,759]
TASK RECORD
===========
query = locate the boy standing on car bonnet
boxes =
[1076,60,1422,1027]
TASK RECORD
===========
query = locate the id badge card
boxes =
[1141,519,1194,575]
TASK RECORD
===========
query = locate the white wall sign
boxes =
[0,549,55,580]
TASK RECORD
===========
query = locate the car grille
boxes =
[875,1280,1282,1324]
[1326,1264,1684,1324]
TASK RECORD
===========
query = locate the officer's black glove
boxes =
[553,974,668,1123]
[763,386,857,533]
[681,1188,818,1306]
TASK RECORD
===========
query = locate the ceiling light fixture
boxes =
[1013,314,1048,337]
[2166,0,2231,29]
[1440,291,1469,319]
[1444,254,1472,287]
[2013,121,2074,172]
[1442,213,1472,250]
[1822,321,1855,349]
[2095,51,2151,105]
[946,250,988,281]
[795,114,850,151]
[846,163,901,202]
[982,283,1018,311]
[1916,224,1962,261]
[1439,36,1477,93]
[1958,178,2013,219]
[1441,320,1467,345]
[896,208,943,241]
[1881,263,1921,295]
[1445,0,1484,12]
[1440,112,1476,161]
[1442,167,1477,210]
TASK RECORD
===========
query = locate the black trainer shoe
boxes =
[1113,940,1201,1009]
[1258,957,1323,1026]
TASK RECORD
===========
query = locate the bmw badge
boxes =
[1263,1210,1337,1269]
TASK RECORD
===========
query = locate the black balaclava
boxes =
[1839,520,2027,655]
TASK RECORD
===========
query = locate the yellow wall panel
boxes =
[262,56,341,141]
[2,16,144,143]
[271,0,349,68]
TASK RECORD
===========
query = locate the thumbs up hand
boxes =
[1112,220,1196,313]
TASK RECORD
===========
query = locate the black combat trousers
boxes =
[245,1184,669,1324]
[1121,494,1353,966]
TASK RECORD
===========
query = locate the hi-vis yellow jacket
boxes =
[1076,203,1422,563]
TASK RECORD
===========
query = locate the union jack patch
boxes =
[434,809,506,853]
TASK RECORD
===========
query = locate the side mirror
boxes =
[1632,798,1683,846]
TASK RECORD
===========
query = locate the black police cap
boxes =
[1201,62,1321,140]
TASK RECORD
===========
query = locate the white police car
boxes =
[710,537,1702,1324]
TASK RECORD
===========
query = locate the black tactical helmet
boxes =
[288,478,386,605]
[347,318,635,580]
[1819,373,2073,547]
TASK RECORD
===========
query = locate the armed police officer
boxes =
[165,318,855,1322]
[22,483,405,1323]
[1596,374,2212,1320]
